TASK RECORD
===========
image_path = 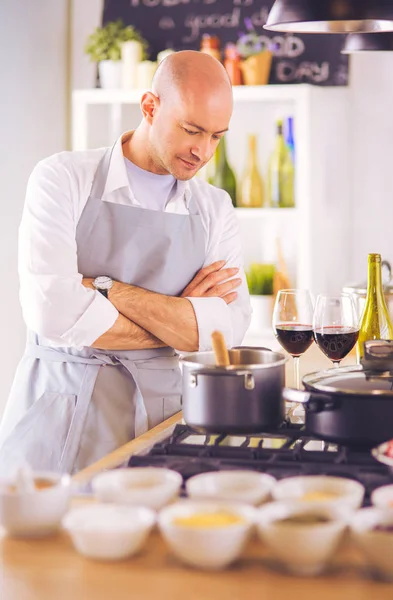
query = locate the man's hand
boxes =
[180,260,242,305]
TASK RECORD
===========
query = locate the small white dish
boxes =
[0,471,71,537]
[256,501,348,576]
[371,441,393,476]
[371,484,393,510]
[62,503,155,561]
[92,468,182,510]
[158,500,256,570]
[186,470,276,506]
[350,507,393,581]
[272,475,364,511]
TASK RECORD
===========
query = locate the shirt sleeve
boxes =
[18,158,119,348]
[186,191,252,351]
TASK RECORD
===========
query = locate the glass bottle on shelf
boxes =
[210,136,237,207]
[200,35,221,62]
[357,253,393,361]
[284,116,295,164]
[224,43,243,86]
[267,119,295,208]
[238,134,264,208]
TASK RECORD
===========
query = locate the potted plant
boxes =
[236,19,273,86]
[246,263,276,335]
[84,20,149,89]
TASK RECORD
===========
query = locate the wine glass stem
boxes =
[333,361,340,369]
[293,356,300,390]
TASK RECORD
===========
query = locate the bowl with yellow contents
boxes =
[272,475,364,511]
[158,500,256,569]
[0,470,71,537]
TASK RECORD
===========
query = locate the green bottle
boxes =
[267,119,295,208]
[357,253,393,361]
[211,136,237,207]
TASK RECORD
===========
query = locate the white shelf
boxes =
[72,84,313,106]
[235,207,297,219]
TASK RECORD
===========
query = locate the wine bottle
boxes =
[211,136,237,207]
[284,116,295,164]
[267,119,295,208]
[238,134,264,208]
[357,253,393,361]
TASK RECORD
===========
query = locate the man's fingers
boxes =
[206,278,242,298]
[184,267,240,297]
[184,260,227,293]
[222,292,238,305]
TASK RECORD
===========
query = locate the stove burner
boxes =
[128,423,393,506]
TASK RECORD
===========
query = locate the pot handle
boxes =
[282,388,338,413]
[188,369,255,391]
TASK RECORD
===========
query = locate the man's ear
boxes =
[140,92,160,124]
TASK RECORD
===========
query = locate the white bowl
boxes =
[158,500,256,570]
[371,484,393,510]
[350,507,393,581]
[256,501,349,576]
[62,503,155,561]
[186,470,276,506]
[272,475,364,511]
[0,471,71,537]
[92,468,182,510]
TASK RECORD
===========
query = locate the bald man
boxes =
[0,51,252,475]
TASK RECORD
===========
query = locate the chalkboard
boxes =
[102,0,349,86]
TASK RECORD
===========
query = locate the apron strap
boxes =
[25,342,180,445]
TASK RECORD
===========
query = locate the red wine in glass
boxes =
[275,324,314,356]
[272,289,315,389]
[314,326,359,362]
[313,294,359,367]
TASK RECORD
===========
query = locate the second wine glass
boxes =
[272,289,314,389]
[313,294,359,368]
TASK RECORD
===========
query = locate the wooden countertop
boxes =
[2,345,392,599]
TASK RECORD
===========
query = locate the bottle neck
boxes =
[248,136,257,168]
[367,259,384,300]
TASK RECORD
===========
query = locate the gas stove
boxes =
[128,420,393,506]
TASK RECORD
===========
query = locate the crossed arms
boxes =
[83,261,241,352]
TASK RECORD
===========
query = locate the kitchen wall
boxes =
[348,52,393,284]
[0,0,68,414]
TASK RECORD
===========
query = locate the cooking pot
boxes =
[343,260,393,322]
[283,340,393,448]
[180,347,287,434]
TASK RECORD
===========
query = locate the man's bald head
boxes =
[152,50,232,106]
[132,50,233,180]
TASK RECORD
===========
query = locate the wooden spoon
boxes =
[211,330,230,367]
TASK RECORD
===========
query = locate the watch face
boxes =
[94,276,113,290]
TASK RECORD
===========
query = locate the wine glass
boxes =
[272,289,314,389]
[313,294,359,368]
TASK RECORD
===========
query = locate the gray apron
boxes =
[0,145,206,475]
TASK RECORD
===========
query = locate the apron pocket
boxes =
[136,366,182,428]
[0,392,77,473]
[163,395,182,421]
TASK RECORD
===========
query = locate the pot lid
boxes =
[303,366,393,396]
[344,260,393,295]
[304,340,393,396]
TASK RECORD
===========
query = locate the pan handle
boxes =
[282,388,339,413]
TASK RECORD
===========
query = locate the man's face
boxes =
[148,88,233,181]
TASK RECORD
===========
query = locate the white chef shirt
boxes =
[18,131,252,352]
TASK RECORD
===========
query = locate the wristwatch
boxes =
[93,276,113,299]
